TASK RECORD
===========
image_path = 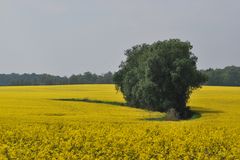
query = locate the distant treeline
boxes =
[201,66,240,86]
[0,66,240,86]
[0,72,113,86]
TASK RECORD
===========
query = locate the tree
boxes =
[113,39,207,119]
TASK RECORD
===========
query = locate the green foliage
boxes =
[0,72,113,86]
[201,66,240,86]
[114,39,207,118]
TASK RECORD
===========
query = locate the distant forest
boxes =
[0,72,113,86]
[0,66,239,86]
[201,66,240,86]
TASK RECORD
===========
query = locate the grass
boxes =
[54,98,127,106]
[54,98,203,121]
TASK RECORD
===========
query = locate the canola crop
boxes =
[0,84,240,159]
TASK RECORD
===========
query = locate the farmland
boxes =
[0,85,240,159]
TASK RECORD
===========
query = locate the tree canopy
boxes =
[113,39,207,119]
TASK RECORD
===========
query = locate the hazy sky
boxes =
[0,0,240,76]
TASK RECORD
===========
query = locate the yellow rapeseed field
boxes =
[0,84,239,159]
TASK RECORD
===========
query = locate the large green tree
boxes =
[113,39,207,119]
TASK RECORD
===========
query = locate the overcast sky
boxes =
[0,0,239,76]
